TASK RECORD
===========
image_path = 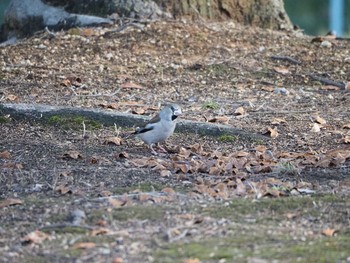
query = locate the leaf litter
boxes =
[0,19,350,262]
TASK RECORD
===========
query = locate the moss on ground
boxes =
[47,115,102,130]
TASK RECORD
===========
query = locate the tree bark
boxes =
[155,0,292,30]
[43,0,292,30]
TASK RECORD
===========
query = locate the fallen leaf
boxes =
[116,152,129,159]
[22,230,49,244]
[161,187,176,195]
[322,228,337,237]
[63,150,83,160]
[108,198,127,207]
[234,106,246,116]
[0,198,23,208]
[345,82,350,91]
[6,94,18,101]
[104,137,123,145]
[311,123,321,132]
[312,115,326,124]
[342,123,350,129]
[0,150,11,159]
[55,184,72,195]
[320,85,340,90]
[273,66,289,74]
[208,116,230,124]
[263,127,278,138]
[132,108,146,115]
[271,118,286,125]
[99,190,113,197]
[90,227,111,236]
[344,136,350,144]
[121,82,144,89]
[73,242,96,249]
[112,257,124,263]
[160,170,172,177]
[183,259,201,263]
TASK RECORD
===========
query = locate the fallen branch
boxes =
[270,55,301,65]
[308,74,345,89]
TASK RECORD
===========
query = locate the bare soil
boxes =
[0,20,350,263]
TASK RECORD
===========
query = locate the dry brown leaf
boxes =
[0,150,11,159]
[108,198,127,207]
[183,258,201,263]
[345,82,350,91]
[99,190,113,197]
[344,135,350,144]
[22,230,49,244]
[121,82,144,89]
[132,108,146,115]
[271,118,286,125]
[73,242,96,249]
[322,228,337,237]
[104,137,123,146]
[208,116,230,124]
[6,94,18,101]
[264,127,278,138]
[81,28,95,37]
[234,106,246,116]
[260,86,274,92]
[55,184,72,195]
[0,198,23,208]
[273,66,289,74]
[60,79,71,87]
[116,152,129,159]
[112,257,124,263]
[2,162,23,169]
[63,150,83,160]
[320,85,340,90]
[313,115,327,124]
[162,187,176,195]
[311,123,321,133]
[90,227,111,236]
[342,123,350,129]
[160,170,172,177]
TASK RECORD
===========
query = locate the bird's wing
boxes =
[134,124,154,134]
[133,115,160,134]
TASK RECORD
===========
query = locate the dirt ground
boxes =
[0,20,350,263]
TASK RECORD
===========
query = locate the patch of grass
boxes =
[47,115,102,130]
[218,134,237,143]
[202,100,219,110]
[89,205,170,222]
[0,115,9,123]
[112,182,189,195]
[154,234,350,263]
[276,161,300,176]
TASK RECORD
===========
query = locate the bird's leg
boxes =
[149,144,158,155]
[157,143,168,153]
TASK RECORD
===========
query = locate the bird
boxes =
[133,104,182,155]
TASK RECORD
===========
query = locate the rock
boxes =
[1,0,112,42]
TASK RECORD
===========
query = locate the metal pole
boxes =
[329,0,344,36]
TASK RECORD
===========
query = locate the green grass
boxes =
[47,115,102,130]
[202,100,219,110]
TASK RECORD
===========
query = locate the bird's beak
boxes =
[173,108,182,116]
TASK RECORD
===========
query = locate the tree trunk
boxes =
[155,0,292,30]
[43,0,292,30]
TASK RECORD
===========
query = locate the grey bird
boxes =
[134,104,182,155]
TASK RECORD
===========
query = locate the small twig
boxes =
[270,55,301,65]
[169,229,189,242]
[308,74,345,89]
[82,121,86,138]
